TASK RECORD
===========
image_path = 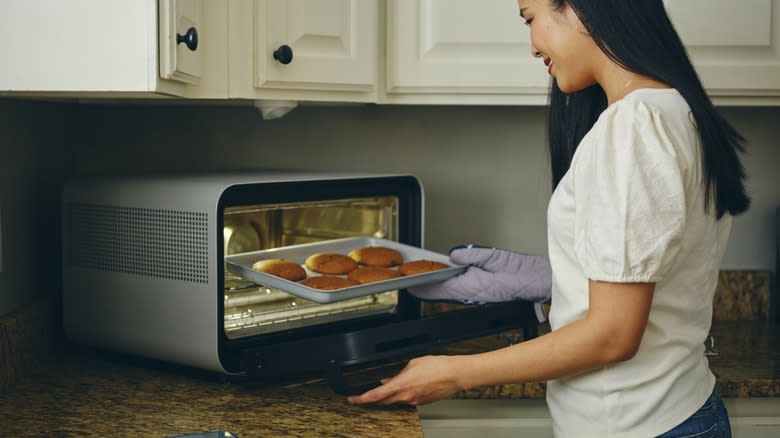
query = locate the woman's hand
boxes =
[347,355,467,406]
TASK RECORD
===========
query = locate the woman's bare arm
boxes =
[348,280,654,405]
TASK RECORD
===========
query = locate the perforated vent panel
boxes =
[67,203,210,283]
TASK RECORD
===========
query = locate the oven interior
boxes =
[222,196,401,340]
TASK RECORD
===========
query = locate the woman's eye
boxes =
[524,19,534,26]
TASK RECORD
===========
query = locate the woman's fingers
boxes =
[346,356,464,406]
[347,377,402,405]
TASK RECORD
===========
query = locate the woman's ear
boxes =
[574,19,590,36]
[562,3,590,37]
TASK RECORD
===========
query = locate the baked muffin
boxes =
[300,275,359,290]
[348,246,404,267]
[305,253,359,275]
[347,266,402,284]
[397,260,449,276]
[252,259,307,281]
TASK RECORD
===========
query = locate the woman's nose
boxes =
[530,41,542,58]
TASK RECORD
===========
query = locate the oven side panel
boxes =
[61,178,227,373]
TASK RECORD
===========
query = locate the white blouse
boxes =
[545,88,732,437]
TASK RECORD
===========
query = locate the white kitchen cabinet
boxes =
[3,0,778,105]
[384,0,550,105]
[419,399,553,438]
[419,398,780,438]
[0,0,227,98]
[385,0,780,106]
[228,0,379,102]
[665,0,780,105]
[159,0,204,86]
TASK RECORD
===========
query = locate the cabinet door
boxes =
[0,0,227,98]
[665,0,780,102]
[159,0,204,85]
[0,0,158,93]
[256,0,378,92]
[386,0,549,104]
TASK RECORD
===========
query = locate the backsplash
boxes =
[714,271,772,321]
[0,292,60,391]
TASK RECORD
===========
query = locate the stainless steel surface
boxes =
[223,197,398,252]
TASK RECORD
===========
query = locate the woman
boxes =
[349,0,750,437]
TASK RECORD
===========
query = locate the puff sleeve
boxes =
[573,100,688,283]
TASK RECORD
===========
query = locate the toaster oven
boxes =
[62,171,537,390]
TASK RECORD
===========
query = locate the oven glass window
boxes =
[223,197,399,339]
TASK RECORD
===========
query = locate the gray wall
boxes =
[718,107,780,270]
[0,99,72,315]
[71,103,552,255]
[72,102,779,268]
[0,99,778,316]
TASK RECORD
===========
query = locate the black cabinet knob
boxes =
[176,27,199,51]
[273,45,294,65]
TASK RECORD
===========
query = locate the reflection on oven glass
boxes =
[223,282,398,339]
[224,197,397,253]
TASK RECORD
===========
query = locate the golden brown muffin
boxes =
[347,266,402,284]
[252,259,307,281]
[397,260,449,276]
[300,275,359,290]
[348,246,404,267]
[305,253,359,275]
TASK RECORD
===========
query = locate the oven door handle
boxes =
[326,333,434,395]
[325,366,384,396]
[237,301,539,394]
[324,300,539,395]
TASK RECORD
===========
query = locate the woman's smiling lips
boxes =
[544,58,553,75]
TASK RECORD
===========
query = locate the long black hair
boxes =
[547,0,750,218]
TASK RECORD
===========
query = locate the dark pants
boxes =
[656,386,731,438]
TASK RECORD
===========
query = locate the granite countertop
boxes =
[0,321,776,437]
[0,345,421,438]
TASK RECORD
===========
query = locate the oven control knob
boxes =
[176,27,199,51]
[273,45,294,65]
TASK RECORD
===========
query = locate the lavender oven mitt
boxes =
[408,245,552,321]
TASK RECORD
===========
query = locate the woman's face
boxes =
[517,0,601,93]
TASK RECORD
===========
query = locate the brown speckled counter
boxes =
[0,345,421,438]
[0,270,776,436]
[714,271,772,320]
[708,321,780,397]
[440,320,780,400]
[1,322,774,437]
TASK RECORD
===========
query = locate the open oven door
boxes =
[238,299,539,395]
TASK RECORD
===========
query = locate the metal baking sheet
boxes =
[225,237,466,304]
